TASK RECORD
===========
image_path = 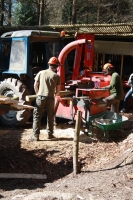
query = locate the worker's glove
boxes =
[94,86,101,89]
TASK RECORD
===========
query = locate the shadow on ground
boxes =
[0,126,73,192]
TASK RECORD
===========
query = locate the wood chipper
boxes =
[55,33,112,131]
[0,29,110,127]
[24,32,128,135]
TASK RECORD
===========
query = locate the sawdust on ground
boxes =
[0,113,133,200]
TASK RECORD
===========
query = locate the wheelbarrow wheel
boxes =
[102,130,111,142]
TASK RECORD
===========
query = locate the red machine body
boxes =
[56,33,111,122]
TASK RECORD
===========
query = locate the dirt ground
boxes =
[0,113,133,200]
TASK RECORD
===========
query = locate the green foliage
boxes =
[76,0,97,24]
[13,2,38,25]
[61,0,133,24]
[62,1,72,24]
[2,0,133,26]
[96,0,132,23]
[61,0,98,24]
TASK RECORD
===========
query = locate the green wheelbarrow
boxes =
[88,111,128,139]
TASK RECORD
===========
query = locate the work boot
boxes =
[29,134,39,141]
[47,134,56,140]
[120,108,126,113]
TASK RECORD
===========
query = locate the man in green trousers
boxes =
[31,57,60,141]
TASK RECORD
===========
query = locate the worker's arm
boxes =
[55,85,60,96]
[34,80,39,94]
[55,76,61,96]
[104,73,118,90]
[128,74,133,86]
[34,71,41,94]
[103,85,111,89]
[102,77,115,89]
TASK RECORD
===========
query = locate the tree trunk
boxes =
[0,0,4,26]
[71,0,76,24]
[8,0,12,26]
[96,0,103,24]
[39,0,44,25]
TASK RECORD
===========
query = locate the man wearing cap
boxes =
[99,63,123,113]
[30,57,60,141]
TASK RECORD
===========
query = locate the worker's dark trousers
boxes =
[123,87,133,110]
[103,94,120,113]
[33,95,54,136]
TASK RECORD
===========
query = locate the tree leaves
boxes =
[1,0,133,26]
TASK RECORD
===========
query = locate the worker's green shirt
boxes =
[35,69,60,97]
[105,72,123,100]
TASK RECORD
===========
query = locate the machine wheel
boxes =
[0,78,31,126]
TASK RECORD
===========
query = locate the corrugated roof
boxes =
[1,23,133,36]
[46,23,133,36]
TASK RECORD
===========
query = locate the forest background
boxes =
[0,0,133,27]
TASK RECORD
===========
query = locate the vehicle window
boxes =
[0,41,11,70]
[9,40,26,71]
[31,43,46,68]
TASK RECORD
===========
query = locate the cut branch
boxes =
[0,95,35,115]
